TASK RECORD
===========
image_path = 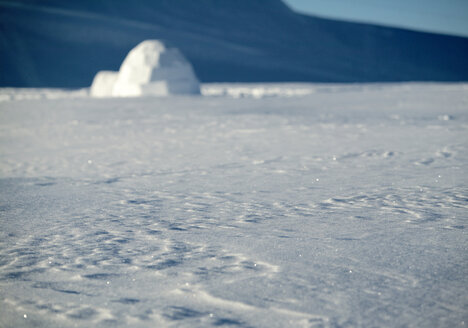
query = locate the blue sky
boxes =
[283,0,468,37]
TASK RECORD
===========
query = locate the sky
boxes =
[283,0,468,37]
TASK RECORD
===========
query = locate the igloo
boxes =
[90,40,200,97]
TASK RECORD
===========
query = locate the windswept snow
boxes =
[91,40,200,98]
[0,83,467,327]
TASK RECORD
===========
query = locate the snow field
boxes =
[0,83,467,327]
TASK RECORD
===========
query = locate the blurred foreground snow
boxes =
[0,83,467,327]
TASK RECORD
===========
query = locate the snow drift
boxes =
[91,40,200,97]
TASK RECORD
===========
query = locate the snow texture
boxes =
[90,40,200,98]
[0,83,467,327]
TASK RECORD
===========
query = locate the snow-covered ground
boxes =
[0,83,467,327]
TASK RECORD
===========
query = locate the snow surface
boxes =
[0,83,467,327]
[90,40,200,98]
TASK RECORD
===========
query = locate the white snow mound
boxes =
[90,71,118,98]
[91,40,200,98]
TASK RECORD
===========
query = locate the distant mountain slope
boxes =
[1,0,468,87]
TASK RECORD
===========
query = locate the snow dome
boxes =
[90,40,200,97]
